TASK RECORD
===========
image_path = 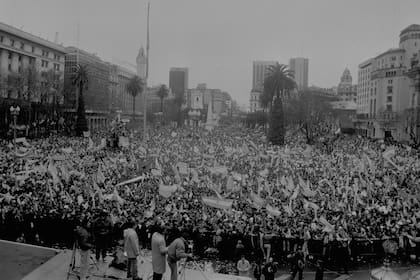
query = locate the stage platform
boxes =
[2,239,419,280]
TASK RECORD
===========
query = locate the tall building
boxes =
[289,57,309,91]
[337,68,357,102]
[64,47,111,130]
[169,67,188,101]
[0,22,66,129]
[249,61,275,112]
[136,46,146,79]
[355,24,420,140]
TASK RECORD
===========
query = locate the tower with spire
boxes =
[337,67,357,102]
[136,46,147,79]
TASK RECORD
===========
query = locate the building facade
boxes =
[337,68,357,102]
[249,61,275,112]
[169,67,188,101]
[355,24,420,141]
[0,22,66,129]
[289,57,309,91]
[64,47,111,131]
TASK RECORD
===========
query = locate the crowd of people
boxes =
[1,121,420,278]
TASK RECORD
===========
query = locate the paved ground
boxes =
[0,240,58,280]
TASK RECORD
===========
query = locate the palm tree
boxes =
[263,62,296,145]
[126,75,144,120]
[72,64,89,136]
[156,84,169,113]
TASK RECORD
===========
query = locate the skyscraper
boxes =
[169,67,188,101]
[289,57,309,90]
[252,61,276,92]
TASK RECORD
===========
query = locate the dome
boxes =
[371,266,402,280]
[400,24,420,36]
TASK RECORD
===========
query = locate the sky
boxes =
[1,0,420,108]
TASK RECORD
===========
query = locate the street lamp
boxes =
[10,105,20,150]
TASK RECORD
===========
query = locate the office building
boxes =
[169,67,188,101]
[289,57,309,90]
[0,22,66,129]
[249,61,275,112]
[354,24,420,140]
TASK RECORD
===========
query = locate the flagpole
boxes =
[143,2,150,142]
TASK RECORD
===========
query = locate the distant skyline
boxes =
[1,0,419,107]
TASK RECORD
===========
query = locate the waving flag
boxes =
[250,192,265,208]
[202,196,233,210]
[159,184,178,198]
[266,205,281,217]
[47,159,60,185]
[96,165,106,184]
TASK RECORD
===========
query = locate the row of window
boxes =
[0,34,61,61]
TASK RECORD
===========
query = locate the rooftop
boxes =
[400,24,420,36]
[0,21,66,53]
[375,48,405,59]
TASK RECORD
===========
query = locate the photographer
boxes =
[167,230,193,280]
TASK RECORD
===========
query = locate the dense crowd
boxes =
[1,123,420,275]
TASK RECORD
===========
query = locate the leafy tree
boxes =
[286,91,337,144]
[126,75,144,120]
[72,64,89,136]
[156,84,169,113]
[263,63,296,145]
[22,66,41,102]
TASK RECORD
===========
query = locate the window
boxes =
[10,39,14,46]
[8,64,11,71]
[20,43,24,50]
[391,56,396,61]
[32,46,35,53]
[0,35,3,43]
[387,96,392,103]
[42,50,49,57]
[41,60,49,67]
[386,105,393,111]
[54,63,60,71]
[8,51,12,59]
[388,79,393,84]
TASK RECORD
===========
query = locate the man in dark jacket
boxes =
[93,210,113,261]
[290,247,304,280]
[262,257,277,280]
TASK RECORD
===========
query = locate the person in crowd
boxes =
[253,259,262,280]
[237,255,251,277]
[124,220,141,280]
[336,226,350,274]
[262,257,277,280]
[167,230,193,280]
[75,219,93,280]
[289,247,304,280]
[92,209,113,262]
[234,240,245,261]
[315,259,324,280]
[151,223,168,280]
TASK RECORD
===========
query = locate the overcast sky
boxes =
[1,0,420,107]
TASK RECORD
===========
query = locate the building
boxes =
[0,22,66,129]
[355,24,420,141]
[289,57,309,91]
[337,68,357,102]
[169,67,188,101]
[405,49,420,143]
[64,47,111,131]
[186,84,231,126]
[249,61,275,112]
[115,64,139,120]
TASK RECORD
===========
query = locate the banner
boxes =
[266,204,281,217]
[202,196,233,210]
[159,184,178,198]
[116,175,144,186]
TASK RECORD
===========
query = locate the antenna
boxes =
[143,1,150,142]
[54,32,59,44]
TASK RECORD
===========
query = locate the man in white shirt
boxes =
[151,224,168,280]
[237,255,251,277]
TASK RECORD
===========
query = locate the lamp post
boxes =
[10,105,20,151]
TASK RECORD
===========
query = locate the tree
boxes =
[156,84,169,113]
[286,91,336,144]
[263,63,296,145]
[126,75,144,120]
[72,64,89,136]
[22,66,40,102]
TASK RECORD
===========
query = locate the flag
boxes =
[383,147,396,159]
[258,169,269,178]
[193,146,200,153]
[290,186,299,200]
[286,176,295,192]
[283,204,293,216]
[319,216,334,231]
[209,166,228,177]
[116,175,144,187]
[15,137,31,147]
[226,176,234,191]
[266,205,281,217]
[119,136,129,148]
[191,168,199,183]
[96,165,106,184]
[159,184,178,198]
[301,179,316,197]
[88,138,94,150]
[47,159,60,185]
[61,147,73,154]
[177,162,189,175]
[202,196,233,210]
[250,192,265,208]
[59,165,70,183]
[112,189,124,204]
